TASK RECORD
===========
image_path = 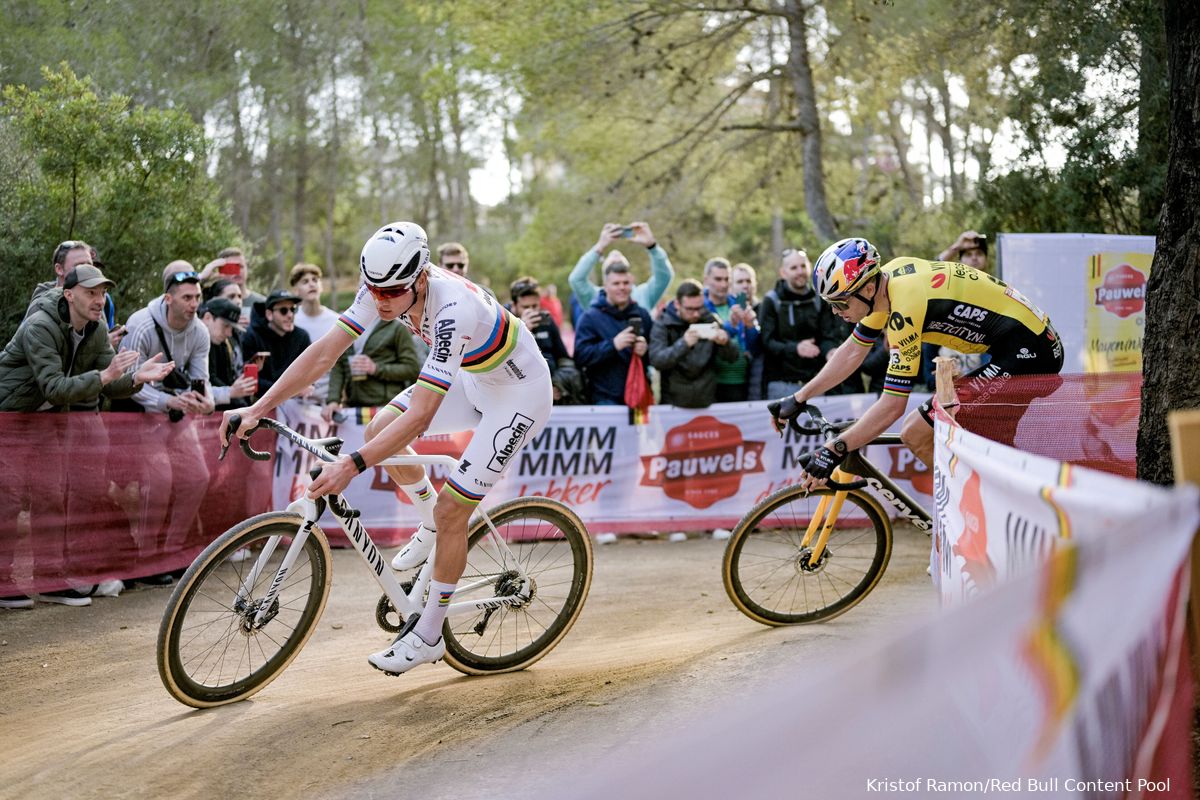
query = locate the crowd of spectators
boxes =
[1,225,986,608]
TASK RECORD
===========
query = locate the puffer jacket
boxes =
[648,300,739,408]
[0,288,136,411]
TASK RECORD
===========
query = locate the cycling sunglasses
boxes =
[366,283,413,301]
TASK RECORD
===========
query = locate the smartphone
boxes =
[217,260,243,276]
[620,226,635,238]
[732,292,748,307]
[190,378,206,395]
[242,363,259,382]
[628,316,643,336]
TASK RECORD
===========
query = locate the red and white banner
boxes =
[558,417,1198,800]
[273,394,934,543]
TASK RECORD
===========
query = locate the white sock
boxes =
[398,476,437,530]
[415,580,455,645]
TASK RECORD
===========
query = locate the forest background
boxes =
[0,0,1165,344]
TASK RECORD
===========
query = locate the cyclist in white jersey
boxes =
[223,221,552,676]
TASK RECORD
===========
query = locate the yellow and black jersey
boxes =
[852,258,1050,397]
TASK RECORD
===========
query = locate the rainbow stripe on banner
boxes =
[1021,546,1081,767]
[1039,463,1073,540]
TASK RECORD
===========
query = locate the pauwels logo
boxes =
[639,416,765,509]
[431,318,455,362]
[488,413,534,472]
[1094,263,1146,318]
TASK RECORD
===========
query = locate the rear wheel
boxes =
[157,512,332,707]
[722,486,891,626]
[443,497,593,674]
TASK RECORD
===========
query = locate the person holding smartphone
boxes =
[573,261,654,406]
[701,257,761,402]
[199,298,257,410]
[568,222,675,327]
[509,276,583,404]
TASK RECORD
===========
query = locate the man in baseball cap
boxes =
[200,298,256,411]
[241,289,313,396]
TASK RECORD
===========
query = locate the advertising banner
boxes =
[998,233,1154,374]
[273,393,933,543]
[1085,251,1152,373]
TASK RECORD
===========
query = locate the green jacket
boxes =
[0,288,137,412]
[327,319,420,408]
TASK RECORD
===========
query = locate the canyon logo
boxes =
[1094,263,1146,318]
[639,416,765,509]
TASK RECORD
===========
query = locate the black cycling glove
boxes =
[768,396,808,434]
[805,439,849,480]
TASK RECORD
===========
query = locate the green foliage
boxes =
[0,65,237,342]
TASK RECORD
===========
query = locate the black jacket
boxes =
[241,318,312,396]
[574,296,653,405]
[759,280,843,384]
[648,300,739,408]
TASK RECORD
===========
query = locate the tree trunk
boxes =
[886,103,922,207]
[1136,0,1170,235]
[324,53,341,302]
[783,0,837,243]
[1137,0,1200,485]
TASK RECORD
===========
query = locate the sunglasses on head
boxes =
[169,271,199,284]
[366,283,413,301]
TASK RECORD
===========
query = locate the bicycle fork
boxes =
[799,468,855,563]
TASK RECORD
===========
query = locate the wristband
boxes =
[349,451,368,474]
[645,241,658,250]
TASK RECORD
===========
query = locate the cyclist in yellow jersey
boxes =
[770,237,1063,489]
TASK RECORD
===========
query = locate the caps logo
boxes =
[639,416,765,509]
[1094,263,1146,319]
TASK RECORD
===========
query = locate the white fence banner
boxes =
[559,424,1199,800]
[272,394,932,542]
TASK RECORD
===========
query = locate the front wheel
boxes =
[722,485,892,626]
[443,497,593,675]
[157,512,332,708]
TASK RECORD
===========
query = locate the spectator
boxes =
[921,230,992,387]
[541,283,565,329]
[241,289,314,398]
[323,313,420,420]
[28,240,123,348]
[204,277,243,306]
[702,257,760,403]
[648,279,739,408]
[2,265,171,411]
[118,261,215,571]
[200,298,256,411]
[0,265,172,608]
[121,262,214,419]
[574,261,653,406]
[510,276,585,404]
[731,262,766,400]
[437,242,470,276]
[289,262,339,403]
[197,247,262,328]
[569,222,674,323]
[760,248,845,399]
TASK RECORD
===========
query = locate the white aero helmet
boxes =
[814,237,881,301]
[360,221,431,291]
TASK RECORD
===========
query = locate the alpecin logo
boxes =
[639,416,764,509]
[488,413,535,472]
[1094,263,1146,318]
[431,318,455,362]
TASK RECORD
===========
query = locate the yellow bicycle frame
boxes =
[799,467,855,562]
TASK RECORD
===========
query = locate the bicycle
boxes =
[157,415,594,708]
[722,403,932,626]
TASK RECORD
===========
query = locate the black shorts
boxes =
[918,322,1064,425]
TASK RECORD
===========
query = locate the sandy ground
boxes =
[0,526,934,800]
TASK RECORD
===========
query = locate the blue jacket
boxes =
[573,296,653,404]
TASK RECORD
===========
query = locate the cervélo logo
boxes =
[639,416,764,509]
[1094,263,1146,319]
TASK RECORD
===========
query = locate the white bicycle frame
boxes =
[236,440,528,630]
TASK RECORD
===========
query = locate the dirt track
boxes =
[1,527,934,800]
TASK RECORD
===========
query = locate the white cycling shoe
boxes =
[368,626,445,676]
[391,525,436,570]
